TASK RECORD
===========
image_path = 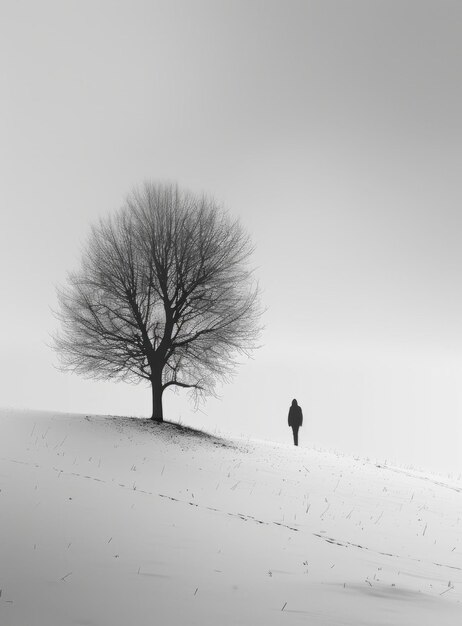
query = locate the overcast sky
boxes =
[1,0,462,473]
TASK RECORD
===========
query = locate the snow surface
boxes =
[0,409,461,625]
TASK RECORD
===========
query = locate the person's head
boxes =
[291,399,298,406]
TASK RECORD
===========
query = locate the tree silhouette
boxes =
[53,182,262,422]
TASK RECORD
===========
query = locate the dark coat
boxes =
[288,403,303,428]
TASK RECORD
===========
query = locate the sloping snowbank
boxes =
[0,409,461,625]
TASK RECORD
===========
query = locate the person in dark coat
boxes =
[288,399,303,446]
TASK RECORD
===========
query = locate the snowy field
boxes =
[0,409,461,625]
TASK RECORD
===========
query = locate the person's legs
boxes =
[292,426,299,446]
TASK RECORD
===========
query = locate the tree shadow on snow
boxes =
[102,415,239,450]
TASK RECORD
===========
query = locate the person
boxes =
[288,398,303,446]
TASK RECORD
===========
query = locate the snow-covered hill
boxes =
[0,409,461,625]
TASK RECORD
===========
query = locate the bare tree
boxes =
[53,182,262,422]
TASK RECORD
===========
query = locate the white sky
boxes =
[1,0,462,473]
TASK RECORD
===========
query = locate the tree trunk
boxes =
[150,374,164,422]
